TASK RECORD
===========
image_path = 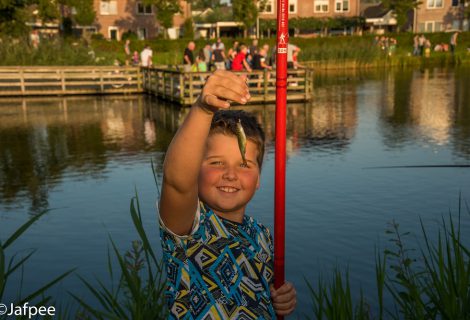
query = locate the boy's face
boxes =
[198,133,260,219]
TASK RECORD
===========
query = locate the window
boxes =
[335,0,349,11]
[261,0,274,13]
[108,26,119,40]
[137,2,152,14]
[418,22,425,32]
[452,0,459,6]
[314,0,329,12]
[289,0,297,13]
[137,28,147,40]
[427,0,443,8]
[100,1,117,15]
[423,21,443,32]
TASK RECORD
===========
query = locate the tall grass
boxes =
[307,198,470,320]
[0,37,110,66]
[71,162,167,319]
[0,210,74,319]
[2,31,470,67]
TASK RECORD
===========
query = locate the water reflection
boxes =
[0,96,177,214]
[1,67,470,214]
[379,68,470,158]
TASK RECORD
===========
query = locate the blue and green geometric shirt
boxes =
[159,202,275,319]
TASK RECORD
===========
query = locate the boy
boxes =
[159,70,296,319]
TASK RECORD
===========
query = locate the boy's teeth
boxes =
[219,186,237,193]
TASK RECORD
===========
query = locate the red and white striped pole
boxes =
[274,0,288,317]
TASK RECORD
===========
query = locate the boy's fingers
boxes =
[274,301,297,316]
[272,287,296,304]
[275,282,294,295]
[212,74,250,97]
[212,71,249,92]
[273,299,296,311]
[212,87,248,105]
[203,94,230,109]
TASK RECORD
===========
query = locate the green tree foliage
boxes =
[465,0,470,18]
[260,17,365,33]
[192,0,221,10]
[38,0,60,22]
[143,0,181,38]
[382,0,421,31]
[67,0,95,26]
[0,0,33,37]
[183,17,194,38]
[233,0,258,36]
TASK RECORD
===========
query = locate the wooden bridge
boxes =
[142,67,314,105]
[0,66,313,105]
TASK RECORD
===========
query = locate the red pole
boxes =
[274,0,288,315]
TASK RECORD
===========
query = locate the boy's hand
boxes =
[196,70,251,113]
[270,282,297,316]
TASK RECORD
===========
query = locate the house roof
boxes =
[361,3,392,19]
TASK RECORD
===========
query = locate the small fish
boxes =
[236,119,248,166]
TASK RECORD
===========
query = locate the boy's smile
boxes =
[198,133,260,222]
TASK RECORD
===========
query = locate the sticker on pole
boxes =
[277,32,288,54]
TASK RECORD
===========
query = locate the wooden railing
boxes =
[0,66,143,96]
[142,67,314,105]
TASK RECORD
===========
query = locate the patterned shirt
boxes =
[160,202,275,319]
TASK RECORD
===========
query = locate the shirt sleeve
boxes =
[158,200,201,240]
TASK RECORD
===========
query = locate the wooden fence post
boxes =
[99,69,104,92]
[179,73,184,105]
[61,70,66,94]
[20,69,25,94]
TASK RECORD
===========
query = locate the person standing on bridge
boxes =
[140,45,153,67]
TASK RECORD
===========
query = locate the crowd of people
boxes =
[412,32,461,57]
[373,36,398,56]
[179,38,303,73]
[125,38,303,73]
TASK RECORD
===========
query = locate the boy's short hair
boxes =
[210,110,265,170]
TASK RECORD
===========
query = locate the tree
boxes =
[0,0,34,37]
[192,0,221,10]
[143,0,181,39]
[232,0,258,37]
[38,0,60,22]
[382,0,421,32]
[68,0,95,26]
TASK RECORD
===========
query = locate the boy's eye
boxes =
[240,162,249,168]
[210,161,223,166]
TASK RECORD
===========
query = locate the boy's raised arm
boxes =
[159,71,250,235]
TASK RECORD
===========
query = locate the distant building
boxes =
[361,3,398,34]
[413,0,468,32]
[92,0,191,40]
[259,0,361,19]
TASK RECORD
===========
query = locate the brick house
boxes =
[92,0,190,40]
[259,0,361,19]
[414,0,468,32]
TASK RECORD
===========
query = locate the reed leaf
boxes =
[17,269,75,306]
[0,244,4,298]
[2,210,49,250]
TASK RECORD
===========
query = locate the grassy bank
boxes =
[1,32,469,68]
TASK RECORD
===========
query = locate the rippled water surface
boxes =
[1,67,470,317]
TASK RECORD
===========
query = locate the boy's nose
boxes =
[222,167,237,181]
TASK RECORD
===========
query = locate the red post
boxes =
[274,0,288,316]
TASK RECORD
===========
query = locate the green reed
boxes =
[0,210,74,319]
[71,189,167,320]
[71,160,167,320]
[307,198,470,320]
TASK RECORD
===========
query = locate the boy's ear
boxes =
[256,174,260,190]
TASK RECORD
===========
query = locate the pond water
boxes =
[1,67,470,318]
